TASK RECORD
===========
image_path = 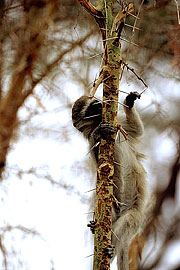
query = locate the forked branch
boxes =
[78,0,102,17]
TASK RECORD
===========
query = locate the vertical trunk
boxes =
[77,1,133,269]
[93,1,120,267]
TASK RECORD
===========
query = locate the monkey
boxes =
[72,92,147,270]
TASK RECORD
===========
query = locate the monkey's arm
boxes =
[123,92,144,137]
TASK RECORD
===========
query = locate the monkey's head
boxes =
[72,96,102,137]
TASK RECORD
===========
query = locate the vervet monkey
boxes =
[72,92,147,270]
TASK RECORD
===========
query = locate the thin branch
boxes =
[104,0,108,41]
[117,124,128,140]
[110,3,134,35]
[127,0,144,53]
[101,36,118,41]
[111,229,120,241]
[122,60,148,88]
[88,52,103,59]
[89,73,104,97]
[0,236,7,270]
[94,96,128,108]
[118,89,129,94]
[84,211,95,215]
[85,254,94,258]
[85,188,96,193]
[174,0,180,24]
[127,12,140,19]
[115,3,134,23]
[124,23,142,31]
[31,31,94,91]
[78,0,102,16]
[140,87,148,95]
[4,4,22,13]
[120,37,139,47]
[133,2,144,37]
[120,0,144,81]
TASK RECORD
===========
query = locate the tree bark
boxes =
[78,1,133,269]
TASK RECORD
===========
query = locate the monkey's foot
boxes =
[87,220,96,234]
[100,123,116,134]
[92,123,116,143]
[125,91,141,109]
[104,245,115,259]
[98,123,116,139]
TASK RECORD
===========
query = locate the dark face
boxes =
[72,96,102,128]
[84,99,102,121]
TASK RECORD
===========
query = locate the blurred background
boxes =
[0,0,179,269]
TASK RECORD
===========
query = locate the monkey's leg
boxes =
[112,210,142,270]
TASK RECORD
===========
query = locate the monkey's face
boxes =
[72,96,102,133]
[84,98,102,119]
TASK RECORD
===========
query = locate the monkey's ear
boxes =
[72,96,88,124]
[125,92,141,109]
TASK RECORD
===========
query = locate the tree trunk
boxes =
[78,1,133,269]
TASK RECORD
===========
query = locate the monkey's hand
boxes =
[87,220,96,234]
[104,245,115,259]
[125,91,141,109]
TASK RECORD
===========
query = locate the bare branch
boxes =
[174,0,180,24]
[78,0,101,16]
[89,72,104,97]
[122,60,148,88]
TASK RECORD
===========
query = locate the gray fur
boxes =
[72,95,147,270]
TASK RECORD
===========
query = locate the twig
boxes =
[174,0,180,24]
[4,4,22,12]
[85,188,96,193]
[87,142,100,155]
[118,90,129,94]
[114,3,134,25]
[128,0,144,46]
[140,87,148,95]
[84,211,95,215]
[85,254,94,258]
[94,96,129,108]
[122,60,148,88]
[103,82,111,89]
[111,229,120,241]
[104,0,108,39]
[88,52,103,59]
[120,37,139,47]
[83,114,101,119]
[89,73,104,97]
[124,23,142,31]
[120,0,144,81]
[114,161,126,168]
[110,3,134,35]
[78,0,100,16]
[127,12,140,19]
[117,124,128,140]
[101,37,118,42]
